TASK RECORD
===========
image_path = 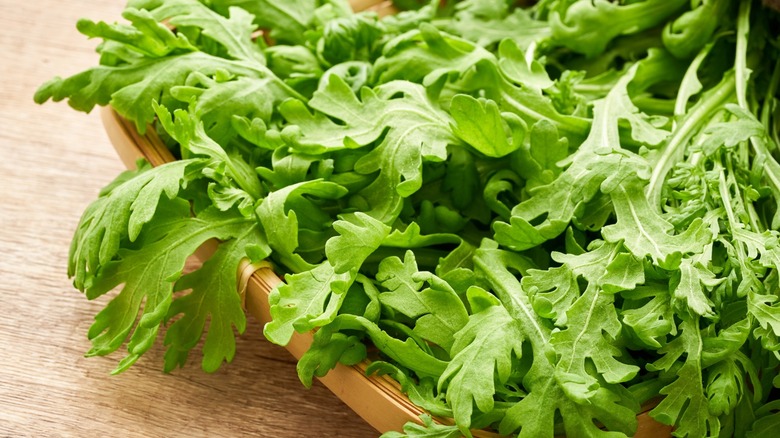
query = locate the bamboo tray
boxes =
[98,1,673,436]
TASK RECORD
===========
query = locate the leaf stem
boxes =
[647,73,735,209]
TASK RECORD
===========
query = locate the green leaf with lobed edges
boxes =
[84,204,254,373]
[129,0,265,64]
[163,222,270,372]
[281,76,455,221]
[68,159,198,290]
[648,317,720,437]
[377,251,469,353]
[550,0,688,58]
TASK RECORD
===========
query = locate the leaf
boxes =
[522,265,579,323]
[373,25,591,143]
[68,160,197,290]
[550,0,688,58]
[367,362,452,418]
[475,245,638,437]
[35,51,263,133]
[552,285,639,395]
[494,63,658,251]
[170,74,295,145]
[552,241,645,293]
[84,204,254,373]
[663,0,731,59]
[297,331,367,387]
[264,262,354,345]
[748,289,780,344]
[281,76,455,221]
[377,252,469,353]
[326,212,391,274]
[512,119,568,193]
[381,414,462,438]
[373,24,495,85]
[701,319,751,368]
[450,95,525,158]
[163,222,270,372]
[602,179,713,270]
[382,222,461,248]
[499,371,638,438]
[671,258,719,317]
[36,0,280,133]
[438,286,525,432]
[497,39,553,91]
[438,5,550,50]
[318,14,384,65]
[749,401,780,437]
[621,285,676,349]
[75,8,195,58]
[311,313,448,379]
[255,179,347,272]
[701,103,766,156]
[649,318,721,437]
[155,102,263,199]
[706,358,744,417]
[130,0,265,64]
[208,0,319,45]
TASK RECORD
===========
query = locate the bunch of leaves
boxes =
[36,0,780,437]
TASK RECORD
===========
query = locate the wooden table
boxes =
[0,1,376,436]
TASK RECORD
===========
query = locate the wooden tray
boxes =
[98,1,672,436]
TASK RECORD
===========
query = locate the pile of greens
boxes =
[36,0,780,436]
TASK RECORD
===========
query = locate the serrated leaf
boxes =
[309,313,448,379]
[326,212,391,274]
[255,179,347,272]
[437,5,549,49]
[84,204,253,373]
[475,246,638,437]
[281,76,455,221]
[208,0,319,45]
[522,265,579,323]
[297,331,367,387]
[553,285,639,391]
[155,102,263,199]
[76,8,195,58]
[35,52,263,133]
[497,39,553,91]
[381,414,462,438]
[130,0,265,64]
[163,222,270,372]
[701,103,766,156]
[377,251,469,353]
[494,64,657,251]
[671,258,719,317]
[649,318,721,437]
[170,74,295,145]
[512,119,568,193]
[450,95,525,158]
[552,241,644,293]
[68,159,197,290]
[438,298,525,431]
[603,180,712,270]
[550,0,688,58]
[264,262,354,345]
[706,359,744,417]
[367,362,452,418]
[621,285,676,349]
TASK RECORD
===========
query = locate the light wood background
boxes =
[0,1,377,436]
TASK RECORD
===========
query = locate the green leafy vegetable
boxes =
[37,0,780,437]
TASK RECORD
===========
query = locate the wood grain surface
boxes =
[0,1,376,436]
